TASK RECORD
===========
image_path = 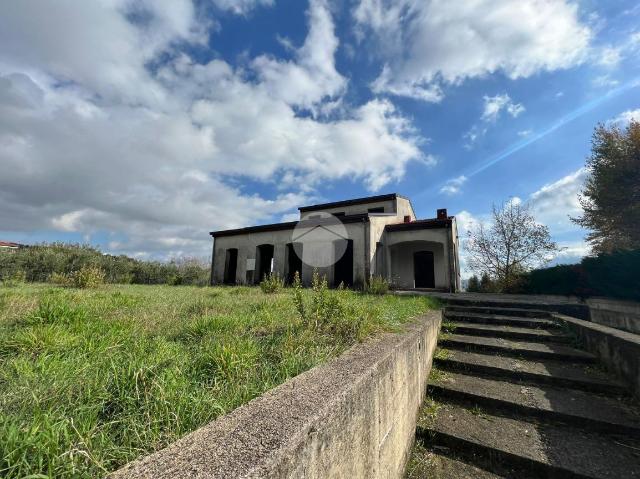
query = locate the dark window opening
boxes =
[334,239,353,287]
[368,207,385,213]
[286,242,303,284]
[256,244,274,283]
[223,248,238,285]
[414,251,435,288]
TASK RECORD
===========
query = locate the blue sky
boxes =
[0,0,639,274]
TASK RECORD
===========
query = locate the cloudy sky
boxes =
[1,0,639,272]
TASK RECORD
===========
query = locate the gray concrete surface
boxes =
[110,310,442,479]
[556,313,640,398]
[586,297,640,334]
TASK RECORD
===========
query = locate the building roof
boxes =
[298,193,408,212]
[385,217,452,232]
[210,213,369,238]
[0,241,24,248]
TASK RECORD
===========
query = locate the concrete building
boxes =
[210,193,461,291]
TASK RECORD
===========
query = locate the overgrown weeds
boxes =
[260,272,284,294]
[50,265,106,289]
[0,283,433,478]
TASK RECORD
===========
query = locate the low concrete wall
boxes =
[111,311,442,479]
[555,313,640,398]
[586,297,640,335]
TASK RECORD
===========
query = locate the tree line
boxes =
[0,242,210,286]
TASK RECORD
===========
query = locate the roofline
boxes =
[385,217,453,232]
[298,193,409,212]
[210,213,369,238]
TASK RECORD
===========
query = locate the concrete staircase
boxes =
[408,301,640,478]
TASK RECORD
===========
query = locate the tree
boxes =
[572,120,640,254]
[466,201,560,290]
[467,274,480,292]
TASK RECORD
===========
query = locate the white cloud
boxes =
[481,94,525,122]
[613,109,640,125]
[211,0,274,15]
[251,0,347,111]
[0,0,427,259]
[529,167,588,233]
[354,0,591,101]
[465,93,525,147]
[518,129,533,137]
[440,175,467,196]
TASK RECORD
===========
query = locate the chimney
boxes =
[403,215,411,223]
[437,208,448,220]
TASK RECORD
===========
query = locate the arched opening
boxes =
[223,248,238,285]
[389,240,445,289]
[255,244,274,283]
[333,239,353,287]
[286,242,303,284]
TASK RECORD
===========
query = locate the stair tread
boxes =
[449,321,568,337]
[420,402,640,479]
[446,305,551,318]
[438,350,625,390]
[430,371,640,431]
[442,334,594,359]
[407,445,507,478]
[445,311,557,327]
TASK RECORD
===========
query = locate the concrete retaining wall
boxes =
[555,313,640,398]
[585,297,640,335]
[110,310,442,479]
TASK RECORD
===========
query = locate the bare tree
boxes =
[466,201,560,289]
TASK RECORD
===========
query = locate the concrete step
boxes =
[435,350,628,396]
[443,297,590,320]
[445,305,552,318]
[444,311,559,330]
[446,322,572,343]
[417,401,640,479]
[440,334,596,363]
[429,371,640,437]
[406,444,511,478]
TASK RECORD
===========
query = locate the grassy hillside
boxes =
[0,283,435,478]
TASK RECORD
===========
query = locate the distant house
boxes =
[210,193,461,292]
[0,241,25,252]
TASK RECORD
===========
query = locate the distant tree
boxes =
[467,275,480,292]
[466,201,560,290]
[572,120,640,254]
[479,272,494,293]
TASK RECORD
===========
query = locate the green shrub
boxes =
[1,270,26,288]
[365,275,389,295]
[0,242,210,286]
[50,265,105,289]
[259,273,284,294]
[513,249,640,301]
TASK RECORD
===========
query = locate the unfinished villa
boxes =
[210,193,461,291]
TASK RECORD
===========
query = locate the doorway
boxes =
[333,239,353,287]
[223,248,238,284]
[256,244,274,283]
[286,242,303,284]
[414,251,435,288]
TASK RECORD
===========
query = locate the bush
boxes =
[1,270,26,288]
[0,242,210,286]
[50,265,105,289]
[365,275,389,295]
[259,273,284,294]
[512,249,640,301]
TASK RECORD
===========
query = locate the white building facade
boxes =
[210,194,461,292]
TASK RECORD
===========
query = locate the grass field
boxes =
[0,283,435,478]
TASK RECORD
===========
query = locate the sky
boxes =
[1,0,639,275]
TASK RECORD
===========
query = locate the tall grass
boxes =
[0,283,435,478]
